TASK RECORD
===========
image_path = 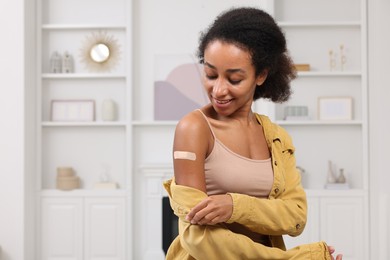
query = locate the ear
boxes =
[256,69,269,86]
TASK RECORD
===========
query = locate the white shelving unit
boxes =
[266,1,369,259]
[36,0,132,259]
[37,0,132,190]
[253,0,369,191]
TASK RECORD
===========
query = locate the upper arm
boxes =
[173,111,210,193]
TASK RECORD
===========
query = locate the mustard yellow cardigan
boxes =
[163,114,331,259]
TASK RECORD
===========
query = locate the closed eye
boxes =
[229,79,242,85]
[205,74,217,80]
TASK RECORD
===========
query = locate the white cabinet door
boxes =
[283,197,320,249]
[41,197,126,260]
[41,198,83,260]
[283,195,366,260]
[84,198,126,260]
[320,197,364,260]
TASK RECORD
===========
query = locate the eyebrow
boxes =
[204,62,245,74]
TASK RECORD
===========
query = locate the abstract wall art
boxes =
[154,54,209,120]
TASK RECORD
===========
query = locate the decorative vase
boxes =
[337,168,346,183]
[327,160,337,184]
[102,99,117,121]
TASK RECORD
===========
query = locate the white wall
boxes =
[368,1,390,259]
[0,0,35,259]
[0,0,26,259]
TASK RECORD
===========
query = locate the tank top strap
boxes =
[196,109,216,139]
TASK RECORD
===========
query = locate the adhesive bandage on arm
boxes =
[174,151,196,161]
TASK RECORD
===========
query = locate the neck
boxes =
[226,109,257,126]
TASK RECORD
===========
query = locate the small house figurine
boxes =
[62,51,74,73]
[50,51,62,73]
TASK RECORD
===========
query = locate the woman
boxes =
[164,7,342,260]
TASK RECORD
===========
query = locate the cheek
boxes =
[202,77,212,92]
[234,84,256,99]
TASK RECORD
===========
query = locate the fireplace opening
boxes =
[162,196,179,255]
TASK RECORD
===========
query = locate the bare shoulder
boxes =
[174,109,209,140]
[173,109,210,191]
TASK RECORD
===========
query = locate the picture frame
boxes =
[318,97,353,120]
[51,100,95,122]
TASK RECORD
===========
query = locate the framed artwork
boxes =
[318,97,353,120]
[154,54,209,120]
[51,100,95,122]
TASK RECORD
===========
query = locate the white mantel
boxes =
[137,164,174,260]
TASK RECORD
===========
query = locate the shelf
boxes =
[278,21,361,27]
[297,71,361,77]
[138,163,367,196]
[305,188,368,197]
[40,189,127,197]
[132,120,363,127]
[41,24,127,30]
[38,0,131,258]
[276,120,363,126]
[132,121,178,126]
[42,73,126,79]
[42,121,127,127]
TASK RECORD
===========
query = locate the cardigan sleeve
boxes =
[226,125,308,237]
[164,179,330,260]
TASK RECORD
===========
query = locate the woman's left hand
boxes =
[185,194,233,225]
[328,246,343,260]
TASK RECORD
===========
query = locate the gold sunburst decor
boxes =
[80,31,121,72]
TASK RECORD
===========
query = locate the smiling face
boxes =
[203,40,267,117]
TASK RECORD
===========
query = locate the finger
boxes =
[208,215,221,225]
[186,200,207,221]
[191,206,217,224]
[336,254,343,260]
[197,211,219,225]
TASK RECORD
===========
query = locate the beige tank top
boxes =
[198,110,274,198]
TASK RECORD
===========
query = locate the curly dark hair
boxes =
[197,7,296,102]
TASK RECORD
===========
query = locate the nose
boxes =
[212,78,228,97]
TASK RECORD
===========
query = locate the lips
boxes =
[214,98,233,104]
